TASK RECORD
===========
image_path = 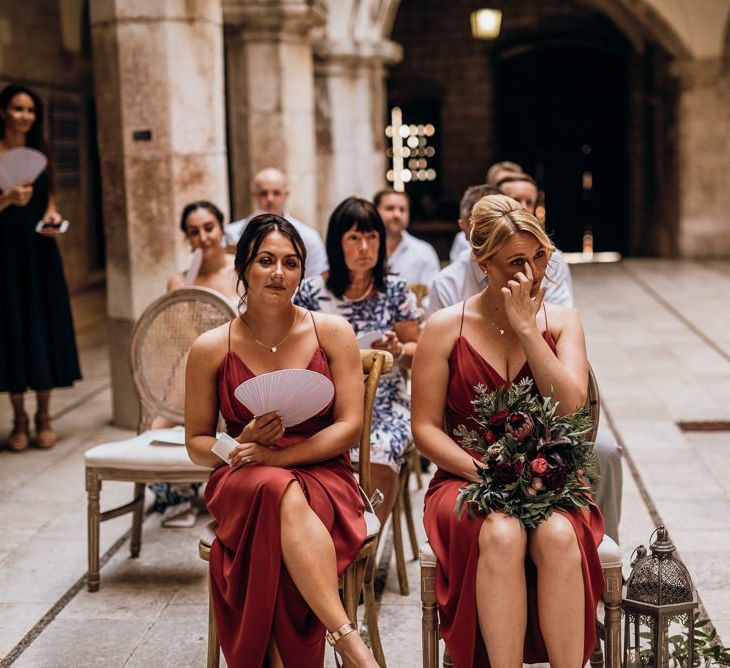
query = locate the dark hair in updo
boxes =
[179,201,224,233]
[325,197,387,299]
[234,214,307,309]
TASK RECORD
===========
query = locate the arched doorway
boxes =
[386,0,683,257]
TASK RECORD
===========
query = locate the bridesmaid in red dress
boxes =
[185,215,378,667]
[412,194,604,668]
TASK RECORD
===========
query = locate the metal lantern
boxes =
[623,526,697,667]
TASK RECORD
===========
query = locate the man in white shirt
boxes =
[375,189,440,287]
[225,167,328,278]
[427,176,622,541]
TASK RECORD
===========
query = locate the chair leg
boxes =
[421,560,438,668]
[130,482,145,558]
[590,629,604,668]
[391,487,409,596]
[401,472,419,560]
[412,447,424,490]
[364,553,386,667]
[207,581,220,668]
[603,565,623,668]
[85,469,101,592]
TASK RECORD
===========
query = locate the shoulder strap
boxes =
[309,310,322,347]
[459,300,466,337]
[542,301,548,333]
[227,319,233,353]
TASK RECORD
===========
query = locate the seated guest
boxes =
[185,215,377,667]
[225,167,328,277]
[295,197,420,525]
[428,177,622,542]
[485,159,523,185]
[376,188,440,287]
[413,194,604,667]
[449,184,500,263]
[151,200,240,527]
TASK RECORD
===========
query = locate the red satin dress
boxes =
[423,312,605,668]
[205,322,366,668]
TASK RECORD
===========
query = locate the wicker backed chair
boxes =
[84,288,236,591]
[419,365,622,668]
[198,349,393,668]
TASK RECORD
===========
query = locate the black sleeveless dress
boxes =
[0,171,81,393]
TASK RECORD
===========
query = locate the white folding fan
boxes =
[234,368,335,428]
[357,330,386,349]
[0,147,47,191]
[183,248,204,286]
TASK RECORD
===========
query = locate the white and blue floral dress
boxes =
[294,275,419,472]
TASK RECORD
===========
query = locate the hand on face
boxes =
[501,262,546,335]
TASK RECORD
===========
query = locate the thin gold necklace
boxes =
[241,308,298,353]
[479,293,506,336]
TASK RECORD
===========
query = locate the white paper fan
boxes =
[184,248,204,286]
[234,369,335,428]
[357,330,385,349]
[0,147,47,191]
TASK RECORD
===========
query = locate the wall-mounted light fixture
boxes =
[470,9,502,40]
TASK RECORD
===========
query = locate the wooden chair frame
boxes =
[85,288,235,591]
[420,365,622,668]
[198,349,394,668]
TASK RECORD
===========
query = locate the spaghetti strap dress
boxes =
[204,316,367,668]
[422,303,605,667]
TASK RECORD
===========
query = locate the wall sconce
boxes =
[470,9,502,40]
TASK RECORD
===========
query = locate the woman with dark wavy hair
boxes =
[185,214,377,667]
[295,197,420,525]
[0,83,81,450]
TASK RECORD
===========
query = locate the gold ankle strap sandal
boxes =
[326,622,357,647]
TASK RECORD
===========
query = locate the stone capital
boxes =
[314,38,402,75]
[223,0,326,39]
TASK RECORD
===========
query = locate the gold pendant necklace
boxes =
[480,293,505,336]
[241,309,298,353]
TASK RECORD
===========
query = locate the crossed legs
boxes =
[276,481,377,668]
[476,512,585,668]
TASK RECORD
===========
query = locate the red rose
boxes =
[487,409,509,428]
[531,457,548,475]
[483,429,498,445]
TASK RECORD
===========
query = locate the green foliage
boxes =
[454,378,599,529]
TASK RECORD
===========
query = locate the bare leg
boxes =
[267,637,284,668]
[279,482,377,667]
[370,463,399,526]
[475,513,527,667]
[8,393,29,450]
[529,513,585,668]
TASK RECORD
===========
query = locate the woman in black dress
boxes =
[0,84,81,450]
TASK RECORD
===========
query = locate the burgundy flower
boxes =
[494,462,518,484]
[505,411,534,442]
[487,409,509,428]
[544,467,568,491]
[531,457,548,475]
[483,429,498,445]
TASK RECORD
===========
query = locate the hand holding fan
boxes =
[234,369,335,428]
[357,330,386,349]
[0,147,47,191]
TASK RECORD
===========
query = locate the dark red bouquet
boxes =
[454,378,598,528]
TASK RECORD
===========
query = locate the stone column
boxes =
[90,0,229,428]
[224,0,325,229]
[674,57,730,256]
[314,40,402,226]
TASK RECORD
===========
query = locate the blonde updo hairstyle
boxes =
[469,194,555,268]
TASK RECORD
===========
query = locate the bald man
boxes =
[225,167,328,277]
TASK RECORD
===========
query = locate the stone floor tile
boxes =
[0,603,48,657]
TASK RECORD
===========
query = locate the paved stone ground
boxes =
[1,260,729,667]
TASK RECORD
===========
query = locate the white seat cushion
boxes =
[84,428,212,473]
[597,534,622,569]
[421,534,622,569]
